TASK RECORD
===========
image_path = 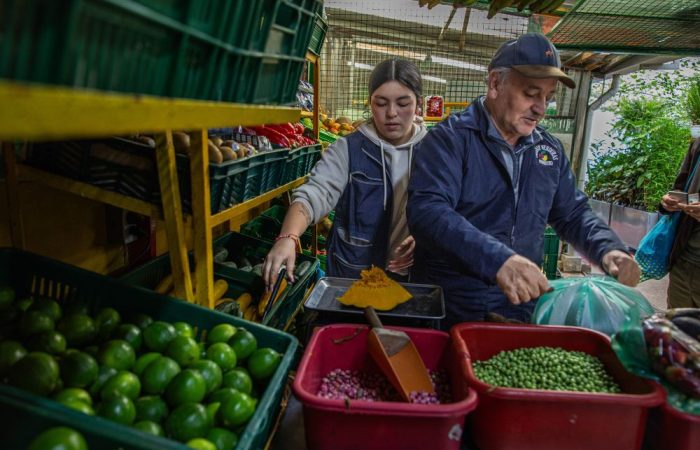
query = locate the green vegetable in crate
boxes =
[0,285,15,309]
[59,350,99,388]
[165,369,207,406]
[222,367,253,395]
[27,426,87,450]
[186,438,218,450]
[7,351,60,396]
[112,323,143,351]
[165,335,201,366]
[56,314,97,347]
[189,359,223,394]
[53,388,93,407]
[0,340,27,375]
[94,307,121,341]
[19,311,55,337]
[97,339,136,371]
[218,390,256,427]
[134,420,164,436]
[142,321,177,352]
[207,427,238,450]
[140,356,181,395]
[229,328,257,360]
[134,395,169,424]
[97,394,136,425]
[100,370,141,401]
[165,402,209,442]
[207,323,237,344]
[473,346,621,393]
[27,330,66,355]
[247,348,281,381]
[27,298,62,321]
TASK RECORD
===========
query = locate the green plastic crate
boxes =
[0,248,298,450]
[307,13,327,56]
[283,144,322,183]
[240,205,327,251]
[0,0,319,105]
[542,227,560,280]
[212,232,319,331]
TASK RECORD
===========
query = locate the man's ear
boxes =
[486,71,500,100]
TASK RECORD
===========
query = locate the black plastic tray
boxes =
[303,277,445,320]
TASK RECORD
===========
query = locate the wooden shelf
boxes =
[0,81,300,141]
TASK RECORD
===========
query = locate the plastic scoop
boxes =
[364,306,434,402]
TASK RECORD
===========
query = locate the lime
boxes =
[59,350,98,388]
[100,370,141,401]
[165,402,209,442]
[189,359,223,394]
[141,356,180,394]
[0,285,15,310]
[15,297,34,311]
[205,402,220,427]
[53,387,93,406]
[97,394,136,425]
[165,335,200,366]
[27,427,87,450]
[97,339,135,371]
[129,313,153,330]
[207,387,238,405]
[218,391,255,427]
[19,311,55,337]
[112,324,142,351]
[94,307,121,341]
[57,398,95,416]
[207,427,238,450]
[186,438,217,450]
[134,420,164,436]
[88,366,118,398]
[228,329,257,360]
[62,300,89,316]
[165,369,207,407]
[134,395,169,424]
[174,321,195,338]
[27,298,62,321]
[133,352,161,377]
[206,343,237,371]
[27,330,66,355]
[247,348,281,381]
[222,368,253,396]
[0,340,27,375]
[7,351,60,396]
[56,314,96,347]
[207,324,236,345]
[143,321,177,352]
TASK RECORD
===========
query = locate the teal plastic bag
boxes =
[532,275,654,336]
[612,310,700,414]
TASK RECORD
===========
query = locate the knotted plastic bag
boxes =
[532,275,654,336]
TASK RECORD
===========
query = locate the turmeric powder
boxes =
[337,266,412,311]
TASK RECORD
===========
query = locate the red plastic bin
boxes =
[293,324,478,450]
[646,401,700,450]
[451,323,665,450]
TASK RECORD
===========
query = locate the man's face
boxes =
[486,70,558,145]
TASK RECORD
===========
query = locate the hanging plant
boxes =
[684,75,700,125]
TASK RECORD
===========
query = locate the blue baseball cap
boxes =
[489,33,576,89]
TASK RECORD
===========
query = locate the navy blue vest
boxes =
[326,131,394,278]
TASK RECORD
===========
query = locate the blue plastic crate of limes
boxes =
[0,248,297,450]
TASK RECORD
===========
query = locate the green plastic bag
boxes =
[532,275,654,336]
[612,310,700,414]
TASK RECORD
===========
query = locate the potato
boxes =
[172,132,190,154]
[219,146,236,161]
[236,148,246,159]
[208,141,223,164]
[135,135,156,147]
[212,137,223,147]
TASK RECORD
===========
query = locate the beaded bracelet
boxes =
[276,233,302,252]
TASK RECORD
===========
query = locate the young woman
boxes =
[262,59,427,289]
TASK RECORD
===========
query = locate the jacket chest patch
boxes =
[535,144,558,166]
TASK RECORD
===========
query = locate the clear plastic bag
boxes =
[612,310,700,414]
[532,275,655,336]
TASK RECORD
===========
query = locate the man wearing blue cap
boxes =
[407,33,639,327]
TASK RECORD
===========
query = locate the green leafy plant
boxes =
[684,75,700,125]
[586,98,689,211]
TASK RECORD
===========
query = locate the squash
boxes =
[234,293,253,311]
[257,278,288,316]
[337,266,412,311]
[155,274,174,295]
[213,279,229,302]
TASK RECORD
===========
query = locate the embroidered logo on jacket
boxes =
[535,145,558,166]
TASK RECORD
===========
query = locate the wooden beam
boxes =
[189,130,214,309]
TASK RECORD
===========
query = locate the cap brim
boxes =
[512,65,576,89]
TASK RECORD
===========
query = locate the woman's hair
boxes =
[368,59,422,102]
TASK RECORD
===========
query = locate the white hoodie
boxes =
[293,121,428,269]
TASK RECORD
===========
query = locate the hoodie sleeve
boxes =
[407,122,515,283]
[547,139,628,265]
[292,138,350,224]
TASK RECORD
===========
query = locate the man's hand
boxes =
[661,194,684,212]
[681,202,700,222]
[387,235,415,273]
[496,255,550,305]
[602,250,640,287]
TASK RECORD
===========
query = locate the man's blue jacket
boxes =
[407,99,626,326]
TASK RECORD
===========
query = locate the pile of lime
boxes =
[0,284,282,450]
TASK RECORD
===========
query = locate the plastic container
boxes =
[646,401,700,450]
[307,13,328,56]
[283,143,322,184]
[239,205,327,252]
[293,324,478,450]
[451,323,665,450]
[542,226,559,279]
[0,248,298,450]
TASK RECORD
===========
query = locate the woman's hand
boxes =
[262,237,297,291]
[387,235,415,273]
[661,194,684,212]
[681,202,700,222]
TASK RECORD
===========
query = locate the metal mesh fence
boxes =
[318,0,581,123]
[549,0,700,53]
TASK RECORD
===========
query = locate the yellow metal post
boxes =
[189,130,214,309]
[155,131,193,302]
[2,142,25,249]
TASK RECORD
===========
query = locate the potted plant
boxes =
[685,75,700,138]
